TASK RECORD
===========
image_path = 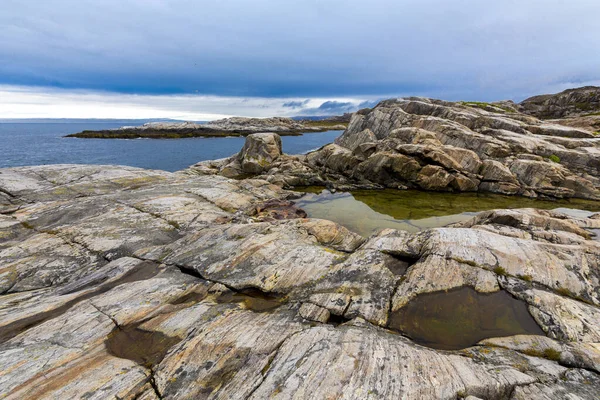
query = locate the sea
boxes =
[0,121,342,172]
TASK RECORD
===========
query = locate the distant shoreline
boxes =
[65,118,348,139]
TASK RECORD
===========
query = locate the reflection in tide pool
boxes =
[294,188,600,237]
[388,287,545,350]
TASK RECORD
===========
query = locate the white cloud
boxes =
[0,85,374,120]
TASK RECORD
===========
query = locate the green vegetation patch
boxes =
[517,274,533,282]
[549,154,561,163]
[493,266,508,276]
[302,120,348,128]
[575,102,593,111]
[522,347,562,362]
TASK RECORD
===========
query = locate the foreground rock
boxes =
[66,116,347,139]
[1,164,600,398]
[197,96,600,199]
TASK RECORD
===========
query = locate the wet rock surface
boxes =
[1,164,600,398]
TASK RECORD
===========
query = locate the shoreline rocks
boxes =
[195,96,600,200]
[3,88,600,398]
[1,163,600,398]
[519,86,600,119]
[65,116,347,139]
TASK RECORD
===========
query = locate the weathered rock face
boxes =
[1,163,600,398]
[188,132,285,178]
[201,97,600,199]
[550,114,600,134]
[238,131,283,173]
[519,86,600,119]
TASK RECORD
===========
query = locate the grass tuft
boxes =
[518,274,533,282]
[542,348,562,361]
[522,347,562,361]
[556,287,573,297]
[549,154,561,163]
[493,266,508,276]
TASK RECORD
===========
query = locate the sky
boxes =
[1,0,600,120]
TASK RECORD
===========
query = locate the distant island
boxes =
[65,115,350,139]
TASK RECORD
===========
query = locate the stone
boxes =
[298,302,330,323]
[1,163,600,398]
[204,95,600,199]
[519,86,600,119]
[238,132,283,174]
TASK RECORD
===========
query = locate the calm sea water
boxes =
[0,122,342,172]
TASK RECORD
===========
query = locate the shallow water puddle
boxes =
[295,188,600,237]
[214,289,283,312]
[388,288,544,350]
[106,322,182,368]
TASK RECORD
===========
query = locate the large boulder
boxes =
[238,132,283,174]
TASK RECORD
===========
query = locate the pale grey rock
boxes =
[1,164,600,398]
[480,335,600,373]
[298,302,330,323]
[480,159,518,183]
[335,127,377,151]
[511,369,600,400]
[247,324,536,400]
[135,218,362,296]
[239,132,283,174]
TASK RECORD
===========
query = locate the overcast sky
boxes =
[1,0,599,119]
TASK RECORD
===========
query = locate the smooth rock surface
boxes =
[1,164,600,398]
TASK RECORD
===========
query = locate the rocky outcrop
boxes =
[519,86,600,119]
[66,117,347,139]
[188,132,285,178]
[1,164,600,398]
[200,98,600,200]
[549,114,600,135]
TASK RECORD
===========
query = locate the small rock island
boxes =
[2,86,600,399]
[66,116,349,139]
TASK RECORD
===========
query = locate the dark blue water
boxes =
[0,122,342,172]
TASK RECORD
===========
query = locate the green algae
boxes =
[294,188,600,237]
[214,289,283,312]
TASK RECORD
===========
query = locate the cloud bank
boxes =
[1,0,600,118]
[0,85,376,120]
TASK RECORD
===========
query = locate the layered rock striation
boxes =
[195,97,600,200]
[1,164,600,398]
[519,86,600,119]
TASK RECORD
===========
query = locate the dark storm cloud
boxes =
[1,0,600,101]
[282,100,311,108]
[296,100,369,116]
